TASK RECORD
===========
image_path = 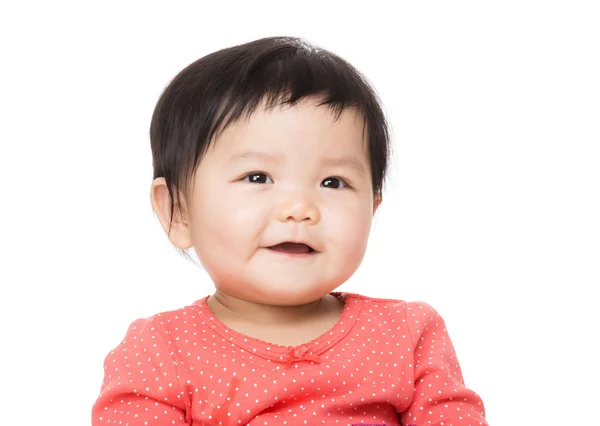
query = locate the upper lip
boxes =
[266,239,319,252]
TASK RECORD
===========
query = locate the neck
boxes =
[207,290,329,324]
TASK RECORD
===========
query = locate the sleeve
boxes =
[400,301,488,426]
[91,318,189,425]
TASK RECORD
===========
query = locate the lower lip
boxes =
[265,248,318,258]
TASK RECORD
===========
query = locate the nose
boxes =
[276,193,321,224]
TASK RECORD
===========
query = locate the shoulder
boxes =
[344,293,447,339]
[344,292,441,317]
[114,299,206,347]
[144,299,204,328]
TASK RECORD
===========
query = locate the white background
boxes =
[1,1,599,425]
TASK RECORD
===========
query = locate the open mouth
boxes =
[267,242,316,255]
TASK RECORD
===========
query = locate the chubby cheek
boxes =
[323,197,373,263]
[192,186,268,261]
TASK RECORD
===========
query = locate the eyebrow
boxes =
[228,151,277,163]
[323,155,367,177]
[229,151,367,177]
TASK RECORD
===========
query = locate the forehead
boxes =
[212,99,368,156]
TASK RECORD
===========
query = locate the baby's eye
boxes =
[243,173,273,184]
[321,177,349,189]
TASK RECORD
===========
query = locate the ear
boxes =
[373,192,382,215]
[150,177,193,250]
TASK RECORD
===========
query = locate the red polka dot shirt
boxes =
[92,292,488,425]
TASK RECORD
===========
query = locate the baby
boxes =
[92,36,488,425]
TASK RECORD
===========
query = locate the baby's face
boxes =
[187,98,379,305]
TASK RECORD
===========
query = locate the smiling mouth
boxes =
[267,242,316,255]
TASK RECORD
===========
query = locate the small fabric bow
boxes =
[285,345,322,363]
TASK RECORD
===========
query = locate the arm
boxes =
[91,318,189,425]
[400,302,488,426]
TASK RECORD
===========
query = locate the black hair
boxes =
[150,36,391,261]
